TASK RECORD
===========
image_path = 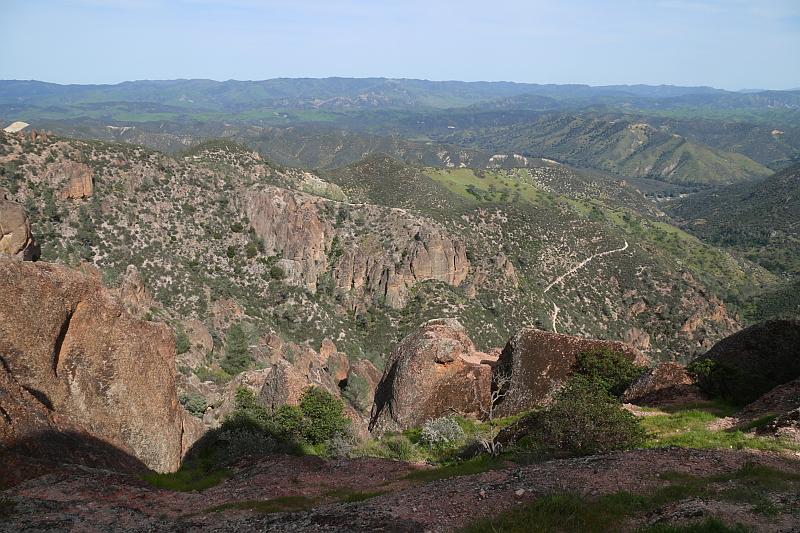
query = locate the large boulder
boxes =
[369,318,496,433]
[493,328,644,416]
[622,362,704,406]
[0,193,40,260]
[691,320,800,405]
[0,259,201,473]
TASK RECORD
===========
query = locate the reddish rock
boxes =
[0,193,40,260]
[47,161,94,199]
[622,362,704,406]
[369,318,494,432]
[494,328,645,416]
[0,258,201,473]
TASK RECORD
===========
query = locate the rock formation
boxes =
[0,258,201,473]
[369,318,497,432]
[493,328,644,416]
[693,320,800,404]
[0,192,40,260]
[245,186,469,308]
[622,362,704,406]
[46,161,94,199]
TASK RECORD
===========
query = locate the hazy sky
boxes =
[1,0,798,89]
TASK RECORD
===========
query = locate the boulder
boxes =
[0,258,201,473]
[692,320,800,405]
[622,362,704,406]
[0,365,147,487]
[731,378,800,434]
[0,194,40,260]
[369,319,495,433]
[493,328,644,416]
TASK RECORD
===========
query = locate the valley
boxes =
[1,76,799,533]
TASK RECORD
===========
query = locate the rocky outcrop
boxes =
[693,320,800,405]
[257,338,373,437]
[0,364,147,487]
[46,161,94,199]
[622,362,704,406]
[0,192,40,260]
[729,378,800,438]
[369,319,496,432]
[245,186,469,308]
[0,258,201,473]
[494,328,644,416]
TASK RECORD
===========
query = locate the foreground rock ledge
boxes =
[0,258,201,473]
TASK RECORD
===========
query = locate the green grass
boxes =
[204,495,316,514]
[462,463,798,532]
[640,519,750,532]
[641,407,800,453]
[324,488,387,503]
[141,463,230,492]
[405,455,506,482]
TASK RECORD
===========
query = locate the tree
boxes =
[220,322,252,375]
[475,371,513,456]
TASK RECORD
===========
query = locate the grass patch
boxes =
[204,495,316,514]
[640,518,750,532]
[462,463,797,532]
[642,408,800,453]
[405,455,506,482]
[738,414,778,432]
[141,463,230,492]
[325,488,387,503]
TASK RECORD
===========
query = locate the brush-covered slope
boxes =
[1,132,774,372]
[442,114,772,186]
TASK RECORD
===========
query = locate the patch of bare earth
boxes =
[3,449,799,532]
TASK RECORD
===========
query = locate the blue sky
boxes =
[1,0,798,89]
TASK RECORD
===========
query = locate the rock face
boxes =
[245,186,469,308]
[0,259,200,473]
[47,161,94,199]
[622,362,704,406]
[730,378,800,439]
[493,328,644,416]
[0,193,40,260]
[693,320,800,404]
[369,319,496,433]
[0,364,147,487]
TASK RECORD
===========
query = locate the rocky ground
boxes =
[3,448,799,532]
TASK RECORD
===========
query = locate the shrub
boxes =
[326,429,358,459]
[175,326,191,355]
[574,348,645,397]
[299,387,351,444]
[420,417,465,448]
[383,435,416,461]
[179,393,208,418]
[220,322,252,375]
[524,377,647,456]
[688,358,766,406]
[269,265,285,280]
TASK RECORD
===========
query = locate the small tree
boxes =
[220,322,252,375]
[475,371,513,456]
[574,348,645,397]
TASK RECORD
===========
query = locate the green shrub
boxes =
[175,325,191,355]
[220,322,252,375]
[573,348,645,397]
[383,435,416,461]
[688,358,768,406]
[298,387,350,444]
[179,393,208,418]
[523,377,647,456]
[269,265,285,280]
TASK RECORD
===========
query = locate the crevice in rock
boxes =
[0,405,11,424]
[52,307,76,377]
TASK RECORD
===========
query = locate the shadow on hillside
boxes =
[0,430,148,489]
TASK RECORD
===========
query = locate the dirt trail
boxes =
[544,240,629,293]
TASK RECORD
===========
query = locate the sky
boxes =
[1,0,798,90]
